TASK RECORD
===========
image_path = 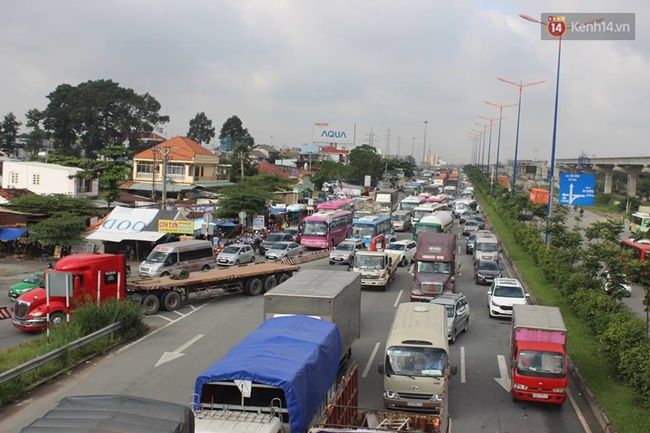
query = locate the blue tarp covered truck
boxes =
[193,315,342,433]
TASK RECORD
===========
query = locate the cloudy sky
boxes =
[1,1,645,164]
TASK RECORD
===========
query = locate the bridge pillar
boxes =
[615,166,643,197]
[594,165,614,194]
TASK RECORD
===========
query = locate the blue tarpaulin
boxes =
[270,208,287,215]
[0,228,27,241]
[194,316,342,433]
[215,221,238,227]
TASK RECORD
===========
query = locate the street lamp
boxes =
[478,115,500,176]
[473,122,491,170]
[471,128,482,166]
[520,13,603,247]
[467,136,478,165]
[485,101,518,189]
[422,121,429,165]
[497,77,545,192]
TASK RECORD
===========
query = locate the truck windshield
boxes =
[386,347,448,378]
[145,251,170,263]
[355,255,385,269]
[516,350,565,378]
[416,261,451,274]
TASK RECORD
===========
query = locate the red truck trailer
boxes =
[12,253,299,332]
[510,304,572,405]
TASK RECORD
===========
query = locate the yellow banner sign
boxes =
[158,219,194,234]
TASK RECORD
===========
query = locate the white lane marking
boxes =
[154,334,205,368]
[568,388,593,433]
[460,346,466,383]
[393,290,403,308]
[148,314,174,322]
[494,355,511,392]
[189,305,198,311]
[117,302,209,354]
[363,342,381,378]
[173,310,186,317]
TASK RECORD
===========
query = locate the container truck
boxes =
[510,304,572,405]
[12,253,299,332]
[374,189,399,214]
[263,269,361,365]
[193,315,342,433]
[410,233,458,302]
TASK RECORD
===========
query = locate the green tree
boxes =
[219,115,254,147]
[25,109,45,158]
[215,175,284,219]
[79,146,131,206]
[43,79,169,158]
[348,145,382,185]
[1,112,22,157]
[311,161,350,190]
[187,112,216,144]
[227,143,258,183]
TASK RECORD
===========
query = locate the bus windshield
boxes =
[352,225,375,238]
[386,347,447,378]
[303,221,328,236]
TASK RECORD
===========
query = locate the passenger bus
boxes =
[629,212,650,235]
[412,203,449,226]
[403,182,422,197]
[620,238,650,261]
[300,210,353,250]
[351,214,393,246]
[316,198,354,212]
[399,196,425,212]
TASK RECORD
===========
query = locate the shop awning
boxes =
[0,227,28,241]
[85,206,166,243]
[86,230,166,242]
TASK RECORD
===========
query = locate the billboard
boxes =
[158,219,194,234]
[559,172,595,206]
[313,122,355,145]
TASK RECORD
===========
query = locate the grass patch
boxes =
[0,300,146,407]
[481,194,650,433]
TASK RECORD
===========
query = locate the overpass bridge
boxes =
[556,156,650,197]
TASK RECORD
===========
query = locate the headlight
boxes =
[512,383,527,390]
[552,388,566,393]
[431,394,443,402]
[491,300,500,307]
[31,311,44,317]
[385,390,398,399]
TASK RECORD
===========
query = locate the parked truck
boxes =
[351,249,398,291]
[12,253,299,332]
[510,304,571,405]
[311,361,450,433]
[193,315,342,433]
[263,270,360,365]
[374,189,399,214]
[20,395,194,433]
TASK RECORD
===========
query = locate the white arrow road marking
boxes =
[460,346,466,384]
[155,334,204,367]
[494,354,511,392]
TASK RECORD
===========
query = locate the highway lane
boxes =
[0,223,602,433]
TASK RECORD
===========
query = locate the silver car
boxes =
[329,239,365,265]
[429,293,470,344]
[265,241,303,260]
[216,244,256,266]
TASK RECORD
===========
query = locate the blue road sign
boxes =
[559,172,595,206]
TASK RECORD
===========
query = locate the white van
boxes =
[378,303,456,417]
[139,240,216,278]
[473,232,500,264]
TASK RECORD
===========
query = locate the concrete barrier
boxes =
[0,305,12,320]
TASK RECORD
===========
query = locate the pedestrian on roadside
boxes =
[580,208,584,218]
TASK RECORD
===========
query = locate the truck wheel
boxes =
[277,273,290,284]
[50,312,65,326]
[161,291,182,311]
[161,272,170,277]
[246,278,264,296]
[142,294,160,315]
[201,265,210,271]
[263,275,277,292]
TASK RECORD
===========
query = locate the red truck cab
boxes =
[510,305,570,404]
[12,254,127,332]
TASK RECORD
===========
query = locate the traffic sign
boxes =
[559,172,595,206]
[238,211,247,220]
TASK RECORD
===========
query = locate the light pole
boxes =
[471,129,482,166]
[485,101,518,189]
[498,77,545,192]
[421,125,426,164]
[520,13,603,247]
[467,136,478,165]
[473,122,490,170]
[478,115,500,176]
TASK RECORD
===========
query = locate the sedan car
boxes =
[474,259,502,285]
[260,233,295,255]
[429,293,470,344]
[487,278,529,318]
[459,210,478,225]
[462,219,481,236]
[8,272,44,300]
[385,240,417,267]
[472,215,486,230]
[265,241,303,260]
[329,239,365,265]
[216,244,256,266]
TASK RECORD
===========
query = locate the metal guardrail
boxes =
[0,321,123,386]
[0,305,12,320]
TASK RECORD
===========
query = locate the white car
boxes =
[487,278,529,318]
[385,240,417,267]
[264,241,304,260]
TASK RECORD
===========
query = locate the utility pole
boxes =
[151,148,157,201]
[385,127,391,156]
[153,146,175,210]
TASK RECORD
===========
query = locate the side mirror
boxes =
[378,364,385,375]
[450,365,458,376]
[568,362,575,373]
[487,291,492,295]
[525,293,530,297]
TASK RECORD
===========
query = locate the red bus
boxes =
[620,238,650,261]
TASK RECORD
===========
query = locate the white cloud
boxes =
[0,0,645,164]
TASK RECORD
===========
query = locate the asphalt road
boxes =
[0,221,604,433]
